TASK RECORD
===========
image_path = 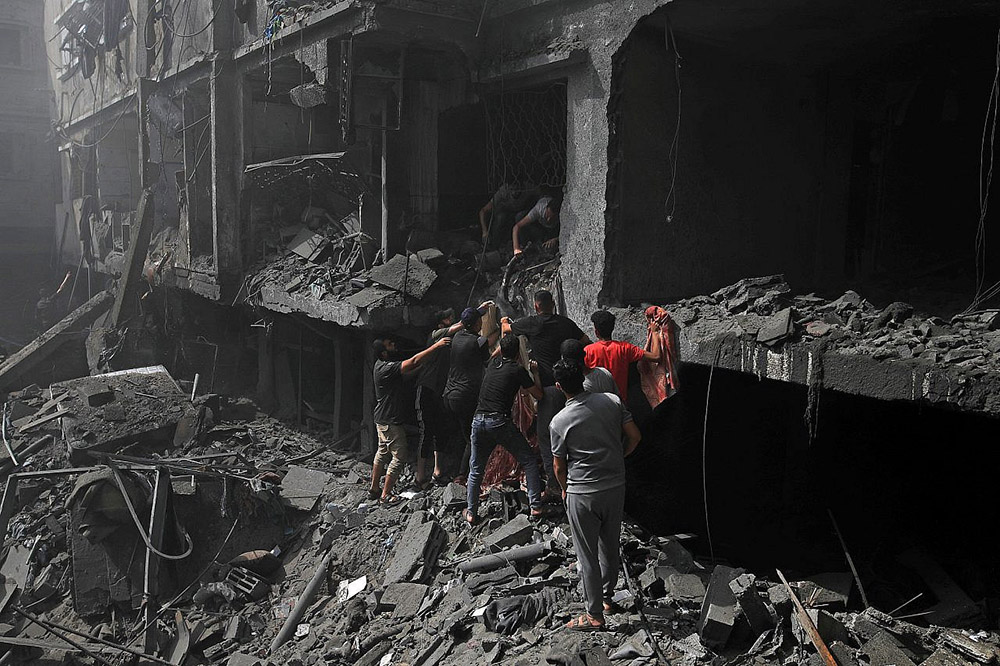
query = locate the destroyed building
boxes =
[0,0,996,663]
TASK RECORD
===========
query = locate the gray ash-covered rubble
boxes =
[611,275,1000,415]
[0,370,997,666]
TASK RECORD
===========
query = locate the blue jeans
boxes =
[467,413,543,515]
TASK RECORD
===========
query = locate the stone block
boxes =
[698,565,742,650]
[863,631,917,666]
[638,564,677,598]
[667,574,706,604]
[442,483,467,510]
[383,516,446,585]
[728,573,773,636]
[796,609,848,646]
[656,538,696,573]
[279,466,333,512]
[483,514,534,552]
[797,572,853,608]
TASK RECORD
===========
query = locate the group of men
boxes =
[370,289,664,631]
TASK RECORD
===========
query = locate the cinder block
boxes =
[728,573,773,636]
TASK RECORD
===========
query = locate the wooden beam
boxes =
[109,189,154,328]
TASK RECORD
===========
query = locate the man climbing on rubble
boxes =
[585,310,661,403]
[501,290,590,497]
[442,302,500,480]
[370,335,451,503]
[478,183,539,249]
[464,333,546,525]
[35,270,72,333]
[512,196,561,256]
[561,339,618,396]
[550,359,642,631]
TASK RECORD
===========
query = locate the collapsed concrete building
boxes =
[32,0,1000,634]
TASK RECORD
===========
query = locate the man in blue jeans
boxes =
[464,334,545,524]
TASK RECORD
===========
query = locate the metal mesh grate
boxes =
[485,83,567,191]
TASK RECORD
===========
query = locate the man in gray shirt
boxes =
[550,360,641,631]
[560,339,618,396]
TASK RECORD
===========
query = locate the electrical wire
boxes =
[164,0,224,39]
[664,19,682,223]
[965,26,1000,314]
[701,338,725,564]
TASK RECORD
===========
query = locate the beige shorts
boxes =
[374,423,408,476]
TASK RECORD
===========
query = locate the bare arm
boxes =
[479,200,493,241]
[641,321,662,361]
[501,316,513,336]
[54,270,72,297]
[512,214,533,255]
[553,456,568,498]
[623,420,642,457]
[401,337,451,375]
[445,322,463,336]
[525,360,543,400]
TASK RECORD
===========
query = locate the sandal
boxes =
[431,473,449,487]
[565,613,605,632]
[530,505,554,519]
[462,508,479,526]
[379,494,404,506]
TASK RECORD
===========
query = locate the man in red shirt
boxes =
[584,310,660,402]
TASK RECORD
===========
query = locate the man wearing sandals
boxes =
[550,360,642,631]
[370,336,451,503]
[463,334,545,525]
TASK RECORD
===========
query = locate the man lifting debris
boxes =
[370,336,450,503]
[550,359,642,631]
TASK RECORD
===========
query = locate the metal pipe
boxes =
[270,549,332,654]
[457,541,551,575]
[13,608,115,666]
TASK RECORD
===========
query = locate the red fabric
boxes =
[584,339,646,401]
[480,392,537,490]
[638,306,680,408]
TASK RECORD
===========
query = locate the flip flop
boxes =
[379,494,404,506]
[565,614,605,632]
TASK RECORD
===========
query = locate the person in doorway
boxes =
[35,270,73,333]
[464,333,545,525]
[560,339,618,396]
[512,195,560,256]
[478,184,539,249]
[585,310,661,402]
[441,302,500,479]
[550,359,642,631]
[501,290,589,495]
[370,335,451,503]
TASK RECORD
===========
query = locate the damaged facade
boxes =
[4,0,998,663]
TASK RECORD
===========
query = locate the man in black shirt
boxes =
[442,304,499,478]
[371,335,451,502]
[502,290,590,494]
[464,334,544,524]
[415,308,463,488]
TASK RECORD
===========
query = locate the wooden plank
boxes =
[15,406,69,433]
[776,569,838,666]
[11,393,71,430]
[109,188,154,328]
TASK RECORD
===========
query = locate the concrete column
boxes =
[210,59,244,277]
[560,55,613,323]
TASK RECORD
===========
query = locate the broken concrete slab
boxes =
[442,483,467,510]
[897,549,981,627]
[655,537,697,573]
[379,582,428,619]
[367,254,438,300]
[757,308,795,346]
[940,631,1000,664]
[383,514,446,585]
[287,227,330,262]
[0,291,113,394]
[863,631,918,666]
[797,572,853,608]
[482,514,534,552]
[698,565,742,650]
[830,640,861,666]
[279,466,333,512]
[922,648,974,666]
[639,564,676,598]
[667,573,706,604]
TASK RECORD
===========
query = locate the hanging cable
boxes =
[664,19,683,223]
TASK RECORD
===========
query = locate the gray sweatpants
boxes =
[566,484,626,618]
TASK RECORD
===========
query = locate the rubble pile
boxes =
[0,370,996,665]
[638,275,1000,374]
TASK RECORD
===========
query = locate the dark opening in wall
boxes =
[604,2,1000,317]
[626,361,1000,621]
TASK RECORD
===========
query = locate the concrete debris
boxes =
[0,363,992,666]
[367,254,439,300]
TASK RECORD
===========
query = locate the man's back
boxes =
[550,391,630,494]
[512,313,583,384]
[443,330,488,405]
[585,339,645,401]
[373,359,404,425]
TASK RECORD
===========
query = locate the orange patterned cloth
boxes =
[639,306,680,408]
